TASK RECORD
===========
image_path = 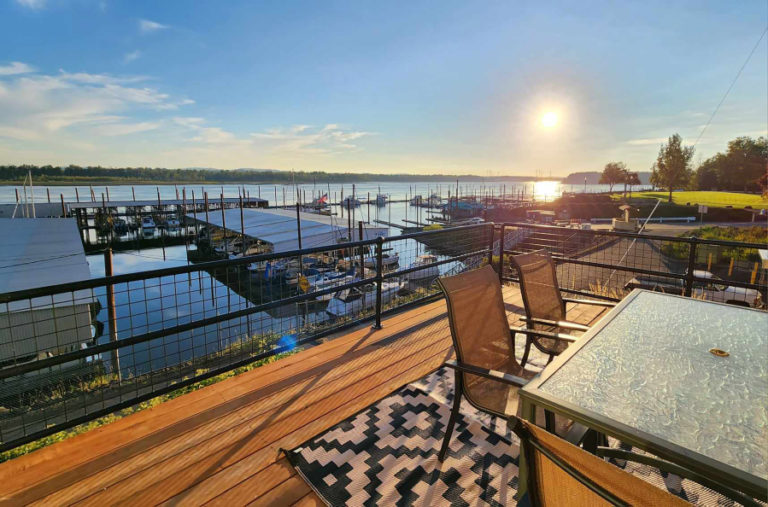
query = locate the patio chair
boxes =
[436,265,582,461]
[511,250,616,366]
[511,418,689,506]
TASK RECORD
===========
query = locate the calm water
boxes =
[9,179,649,375]
[0,180,641,206]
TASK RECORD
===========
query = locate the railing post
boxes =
[498,223,505,283]
[372,236,384,329]
[104,248,121,382]
[684,237,697,297]
[486,222,495,270]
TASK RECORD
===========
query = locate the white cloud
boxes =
[139,19,169,33]
[0,65,371,168]
[123,51,141,64]
[625,137,667,146]
[0,62,35,76]
[0,67,190,141]
[98,121,160,136]
[249,124,372,154]
[15,0,45,8]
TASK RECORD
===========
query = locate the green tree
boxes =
[694,154,724,191]
[625,171,641,198]
[599,162,627,193]
[650,134,694,202]
[721,136,767,191]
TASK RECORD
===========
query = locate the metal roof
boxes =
[0,218,91,294]
[66,197,267,209]
[187,207,388,253]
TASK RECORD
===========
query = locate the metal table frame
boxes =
[518,289,768,502]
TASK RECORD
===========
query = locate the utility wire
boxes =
[693,26,768,148]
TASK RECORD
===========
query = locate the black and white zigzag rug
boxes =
[287,367,739,506]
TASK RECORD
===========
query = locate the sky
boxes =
[0,0,766,176]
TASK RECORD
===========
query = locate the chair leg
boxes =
[520,337,533,366]
[438,377,462,462]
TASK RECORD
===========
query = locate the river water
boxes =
[1,180,650,376]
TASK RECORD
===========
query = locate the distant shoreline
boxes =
[0,176,564,186]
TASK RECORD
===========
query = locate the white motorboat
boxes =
[141,216,155,231]
[375,193,387,206]
[403,254,440,284]
[326,281,401,319]
[341,196,361,207]
[166,214,181,228]
[363,253,399,269]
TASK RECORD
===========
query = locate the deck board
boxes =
[0,285,607,506]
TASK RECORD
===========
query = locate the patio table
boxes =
[519,289,767,501]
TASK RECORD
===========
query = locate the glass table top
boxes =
[537,290,768,480]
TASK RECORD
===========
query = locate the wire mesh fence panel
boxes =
[381,224,494,313]
[501,223,766,307]
[0,221,763,452]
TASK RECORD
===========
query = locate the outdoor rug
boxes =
[287,367,745,506]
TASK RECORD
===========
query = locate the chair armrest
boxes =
[520,317,590,332]
[562,297,617,308]
[444,360,529,388]
[510,326,578,343]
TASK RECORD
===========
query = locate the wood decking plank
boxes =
[27,315,451,506]
[291,492,324,507]
[200,459,298,507]
[0,286,606,507]
[73,322,453,505]
[0,298,447,493]
[247,475,312,507]
[4,304,449,503]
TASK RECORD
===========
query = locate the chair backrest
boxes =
[512,419,688,506]
[437,265,517,415]
[511,250,565,324]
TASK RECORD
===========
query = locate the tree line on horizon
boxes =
[599,134,767,201]
[0,165,546,184]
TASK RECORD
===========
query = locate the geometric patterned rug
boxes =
[287,367,741,506]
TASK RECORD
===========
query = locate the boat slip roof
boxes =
[187,207,388,253]
[0,219,95,312]
[66,197,267,209]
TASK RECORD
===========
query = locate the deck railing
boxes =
[497,223,767,306]
[0,221,765,453]
[0,223,493,452]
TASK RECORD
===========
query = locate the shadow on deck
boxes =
[0,285,608,506]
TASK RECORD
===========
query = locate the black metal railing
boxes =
[0,220,765,453]
[0,223,493,452]
[497,223,767,306]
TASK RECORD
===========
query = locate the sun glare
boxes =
[540,111,558,128]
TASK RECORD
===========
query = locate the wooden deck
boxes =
[0,286,608,506]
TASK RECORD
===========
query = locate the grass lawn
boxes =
[613,191,768,208]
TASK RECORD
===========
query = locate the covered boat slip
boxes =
[187,207,388,253]
[0,286,608,505]
[0,219,98,365]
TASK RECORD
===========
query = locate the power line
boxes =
[693,26,768,148]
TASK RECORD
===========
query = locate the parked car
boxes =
[624,270,762,308]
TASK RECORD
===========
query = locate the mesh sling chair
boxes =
[436,265,584,462]
[511,250,616,366]
[511,418,690,507]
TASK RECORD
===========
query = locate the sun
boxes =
[540,111,558,128]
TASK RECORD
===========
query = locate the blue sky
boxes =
[0,0,766,175]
